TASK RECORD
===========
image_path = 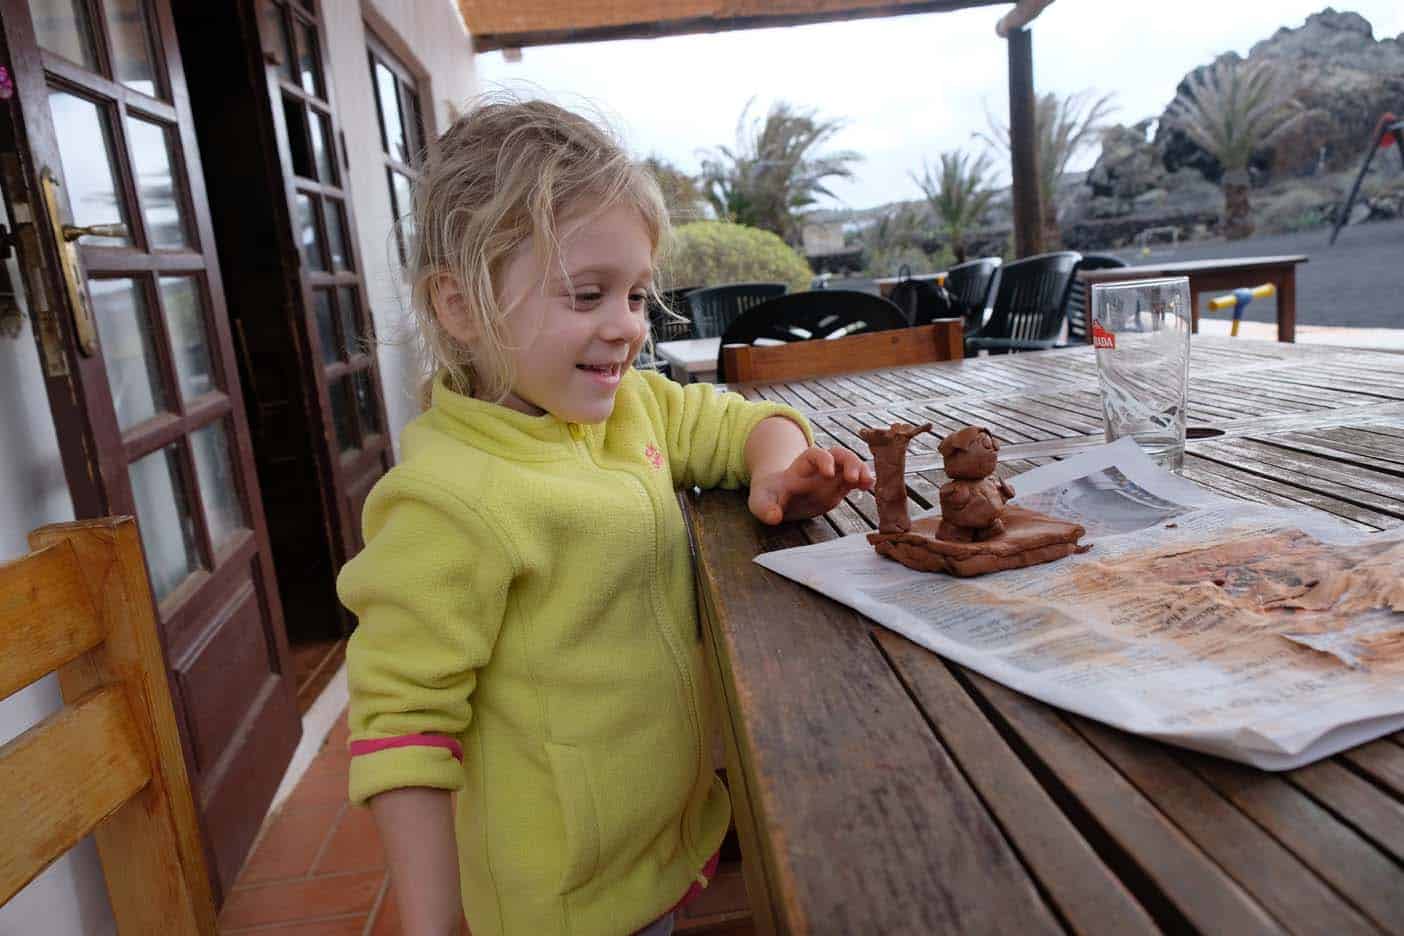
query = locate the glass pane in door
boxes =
[295,193,325,271]
[126,116,190,248]
[105,0,161,97]
[329,378,355,452]
[323,198,348,271]
[190,420,247,554]
[159,276,215,400]
[338,286,360,356]
[129,443,201,600]
[372,61,404,162]
[353,370,380,436]
[309,111,335,184]
[294,21,322,97]
[312,288,336,364]
[47,91,132,247]
[89,277,168,429]
[27,0,99,70]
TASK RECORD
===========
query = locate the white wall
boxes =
[326,0,479,452]
[0,3,476,931]
[0,204,112,936]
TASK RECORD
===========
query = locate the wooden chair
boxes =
[0,518,217,934]
[720,320,963,384]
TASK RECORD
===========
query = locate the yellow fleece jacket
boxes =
[337,367,811,936]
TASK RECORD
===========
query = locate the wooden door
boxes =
[0,0,300,899]
[259,0,391,566]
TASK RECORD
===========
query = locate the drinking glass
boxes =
[1090,277,1192,471]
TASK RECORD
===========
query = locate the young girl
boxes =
[337,97,872,936]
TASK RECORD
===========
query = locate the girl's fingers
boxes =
[804,446,836,478]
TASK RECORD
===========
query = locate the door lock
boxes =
[38,168,98,356]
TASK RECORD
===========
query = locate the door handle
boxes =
[62,222,127,241]
[38,168,98,356]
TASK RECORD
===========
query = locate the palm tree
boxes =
[911,150,997,263]
[984,89,1115,247]
[642,156,705,222]
[698,100,862,244]
[1164,60,1310,240]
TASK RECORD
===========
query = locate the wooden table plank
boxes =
[1187,755,1404,933]
[1070,719,1378,935]
[876,636,1161,935]
[961,674,1284,934]
[690,491,1065,934]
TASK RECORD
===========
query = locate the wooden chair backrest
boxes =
[0,518,216,934]
[721,320,963,385]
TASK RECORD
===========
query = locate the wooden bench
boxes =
[0,518,216,934]
[720,320,964,384]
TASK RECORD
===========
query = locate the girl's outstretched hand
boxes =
[749,445,874,526]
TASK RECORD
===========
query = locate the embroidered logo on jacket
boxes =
[644,443,665,470]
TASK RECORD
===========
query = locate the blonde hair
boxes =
[409,94,669,407]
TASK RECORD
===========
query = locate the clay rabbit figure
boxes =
[937,426,1015,542]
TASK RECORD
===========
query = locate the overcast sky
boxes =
[472,2,1404,210]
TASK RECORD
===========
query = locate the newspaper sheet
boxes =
[755,437,1404,770]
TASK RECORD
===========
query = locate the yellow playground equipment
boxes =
[1208,284,1276,337]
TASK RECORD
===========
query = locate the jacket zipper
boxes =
[568,424,705,850]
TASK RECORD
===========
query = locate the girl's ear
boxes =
[430,274,475,344]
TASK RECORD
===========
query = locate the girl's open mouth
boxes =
[577,362,623,378]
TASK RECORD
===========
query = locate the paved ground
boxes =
[1104,218,1404,330]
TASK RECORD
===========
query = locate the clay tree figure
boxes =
[858,422,934,533]
[937,426,1016,542]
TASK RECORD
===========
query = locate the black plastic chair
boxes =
[1064,254,1127,345]
[714,290,908,382]
[944,257,1001,335]
[636,286,698,377]
[887,265,956,326]
[686,282,788,339]
[965,251,1082,355]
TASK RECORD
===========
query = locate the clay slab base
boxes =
[867,506,1091,577]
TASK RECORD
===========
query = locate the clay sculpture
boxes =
[862,423,1091,577]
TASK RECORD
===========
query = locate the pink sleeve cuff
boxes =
[348,733,463,762]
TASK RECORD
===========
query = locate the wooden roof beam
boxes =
[995,0,1055,37]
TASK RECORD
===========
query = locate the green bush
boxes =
[660,221,813,293]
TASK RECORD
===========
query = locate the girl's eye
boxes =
[628,293,647,308]
[573,292,603,307]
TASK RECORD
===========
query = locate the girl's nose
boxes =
[601,295,646,343]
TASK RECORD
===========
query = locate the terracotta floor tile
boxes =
[219,869,385,930]
[368,882,400,936]
[221,914,369,935]
[312,801,386,874]
[325,713,350,748]
[369,884,472,936]
[280,758,353,810]
[236,802,345,885]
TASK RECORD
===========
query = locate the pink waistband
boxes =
[348,733,463,762]
[668,849,721,915]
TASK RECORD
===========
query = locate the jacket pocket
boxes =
[544,741,600,894]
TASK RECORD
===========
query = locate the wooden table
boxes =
[1079,255,1308,343]
[686,337,1404,935]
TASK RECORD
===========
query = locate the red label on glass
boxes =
[1092,321,1116,350]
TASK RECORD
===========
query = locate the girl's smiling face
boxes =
[491,203,653,423]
